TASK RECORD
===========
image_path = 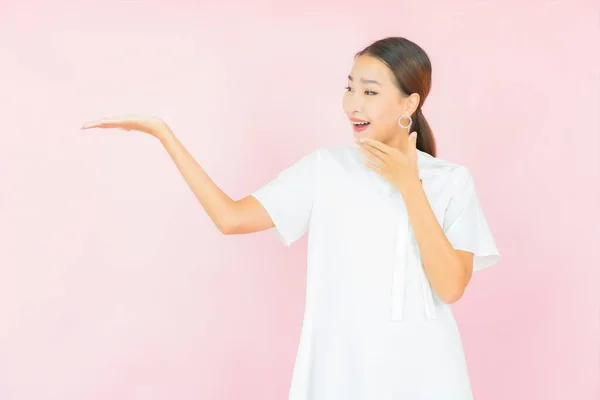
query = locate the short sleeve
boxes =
[251,148,321,247]
[443,166,501,270]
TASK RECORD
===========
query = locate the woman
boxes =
[82,37,500,400]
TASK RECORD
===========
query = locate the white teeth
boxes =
[353,121,369,125]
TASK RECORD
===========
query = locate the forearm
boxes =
[157,127,235,232]
[400,179,467,303]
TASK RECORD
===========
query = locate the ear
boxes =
[407,93,421,115]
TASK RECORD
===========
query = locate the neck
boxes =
[384,128,410,153]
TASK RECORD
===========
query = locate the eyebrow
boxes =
[348,75,381,86]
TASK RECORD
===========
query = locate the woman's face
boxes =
[342,55,414,144]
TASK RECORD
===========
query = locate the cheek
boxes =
[371,100,398,128]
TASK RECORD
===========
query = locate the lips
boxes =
[351,121,370,133]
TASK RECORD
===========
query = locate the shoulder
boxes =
[318,143,356,160]
[281,145,350,177]
[294,144,348,162]
[417,150,475,195]
[312,144,363,171]
[451,165,474,187]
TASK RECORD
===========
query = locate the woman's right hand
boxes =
[81,114,171,140]
[80,113,275,235]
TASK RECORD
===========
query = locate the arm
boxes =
[400,178,473,304]
[356,136,473,304]
[157,127,274,235]
[81,115,274,236]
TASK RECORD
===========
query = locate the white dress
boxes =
[251,144,501,400]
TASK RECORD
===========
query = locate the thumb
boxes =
[409,131,418,152]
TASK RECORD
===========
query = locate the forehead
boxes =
[349,55,395,84]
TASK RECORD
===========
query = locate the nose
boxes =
[344,90,364,113]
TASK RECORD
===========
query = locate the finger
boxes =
[363,158,382,174]
[358,144,385,164]
[81,119,111,129]
[81,118,125,130]
[359,143,390,164]
[409,131,418,154]
[81,114,138,129]
[408,131,420,175]
[358,146,383,168]
[358,138,393,156]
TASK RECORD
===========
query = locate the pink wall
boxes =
[0,1,598,399]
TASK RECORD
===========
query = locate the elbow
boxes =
[219,224,232,235]
[440,286,465,304]
[219,220,236,235]
[439,257,472,304]
[217,203,239,235]
[217,216,237,235]
[439,270,469,304]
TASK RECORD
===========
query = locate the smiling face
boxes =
[342,54,419,145]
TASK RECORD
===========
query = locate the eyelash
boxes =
[345,86,378,96]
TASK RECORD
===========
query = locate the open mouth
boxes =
[352,121,370,132]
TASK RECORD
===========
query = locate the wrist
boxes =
[156,124,174,142]
[397,175,422,196]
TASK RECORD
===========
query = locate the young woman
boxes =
[82,37,500,400]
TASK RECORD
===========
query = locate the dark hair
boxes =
[355,37,436,157]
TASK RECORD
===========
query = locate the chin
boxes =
[352,129,372,140]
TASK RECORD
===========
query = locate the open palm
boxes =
[81,114,169,138]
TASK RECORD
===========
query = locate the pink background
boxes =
[1,1,598,399]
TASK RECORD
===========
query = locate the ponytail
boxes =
[413,109,436,157]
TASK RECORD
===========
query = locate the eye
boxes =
[365,90,378,96]
[344,86,352,92]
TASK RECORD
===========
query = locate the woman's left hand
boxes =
[356,131,421,193]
